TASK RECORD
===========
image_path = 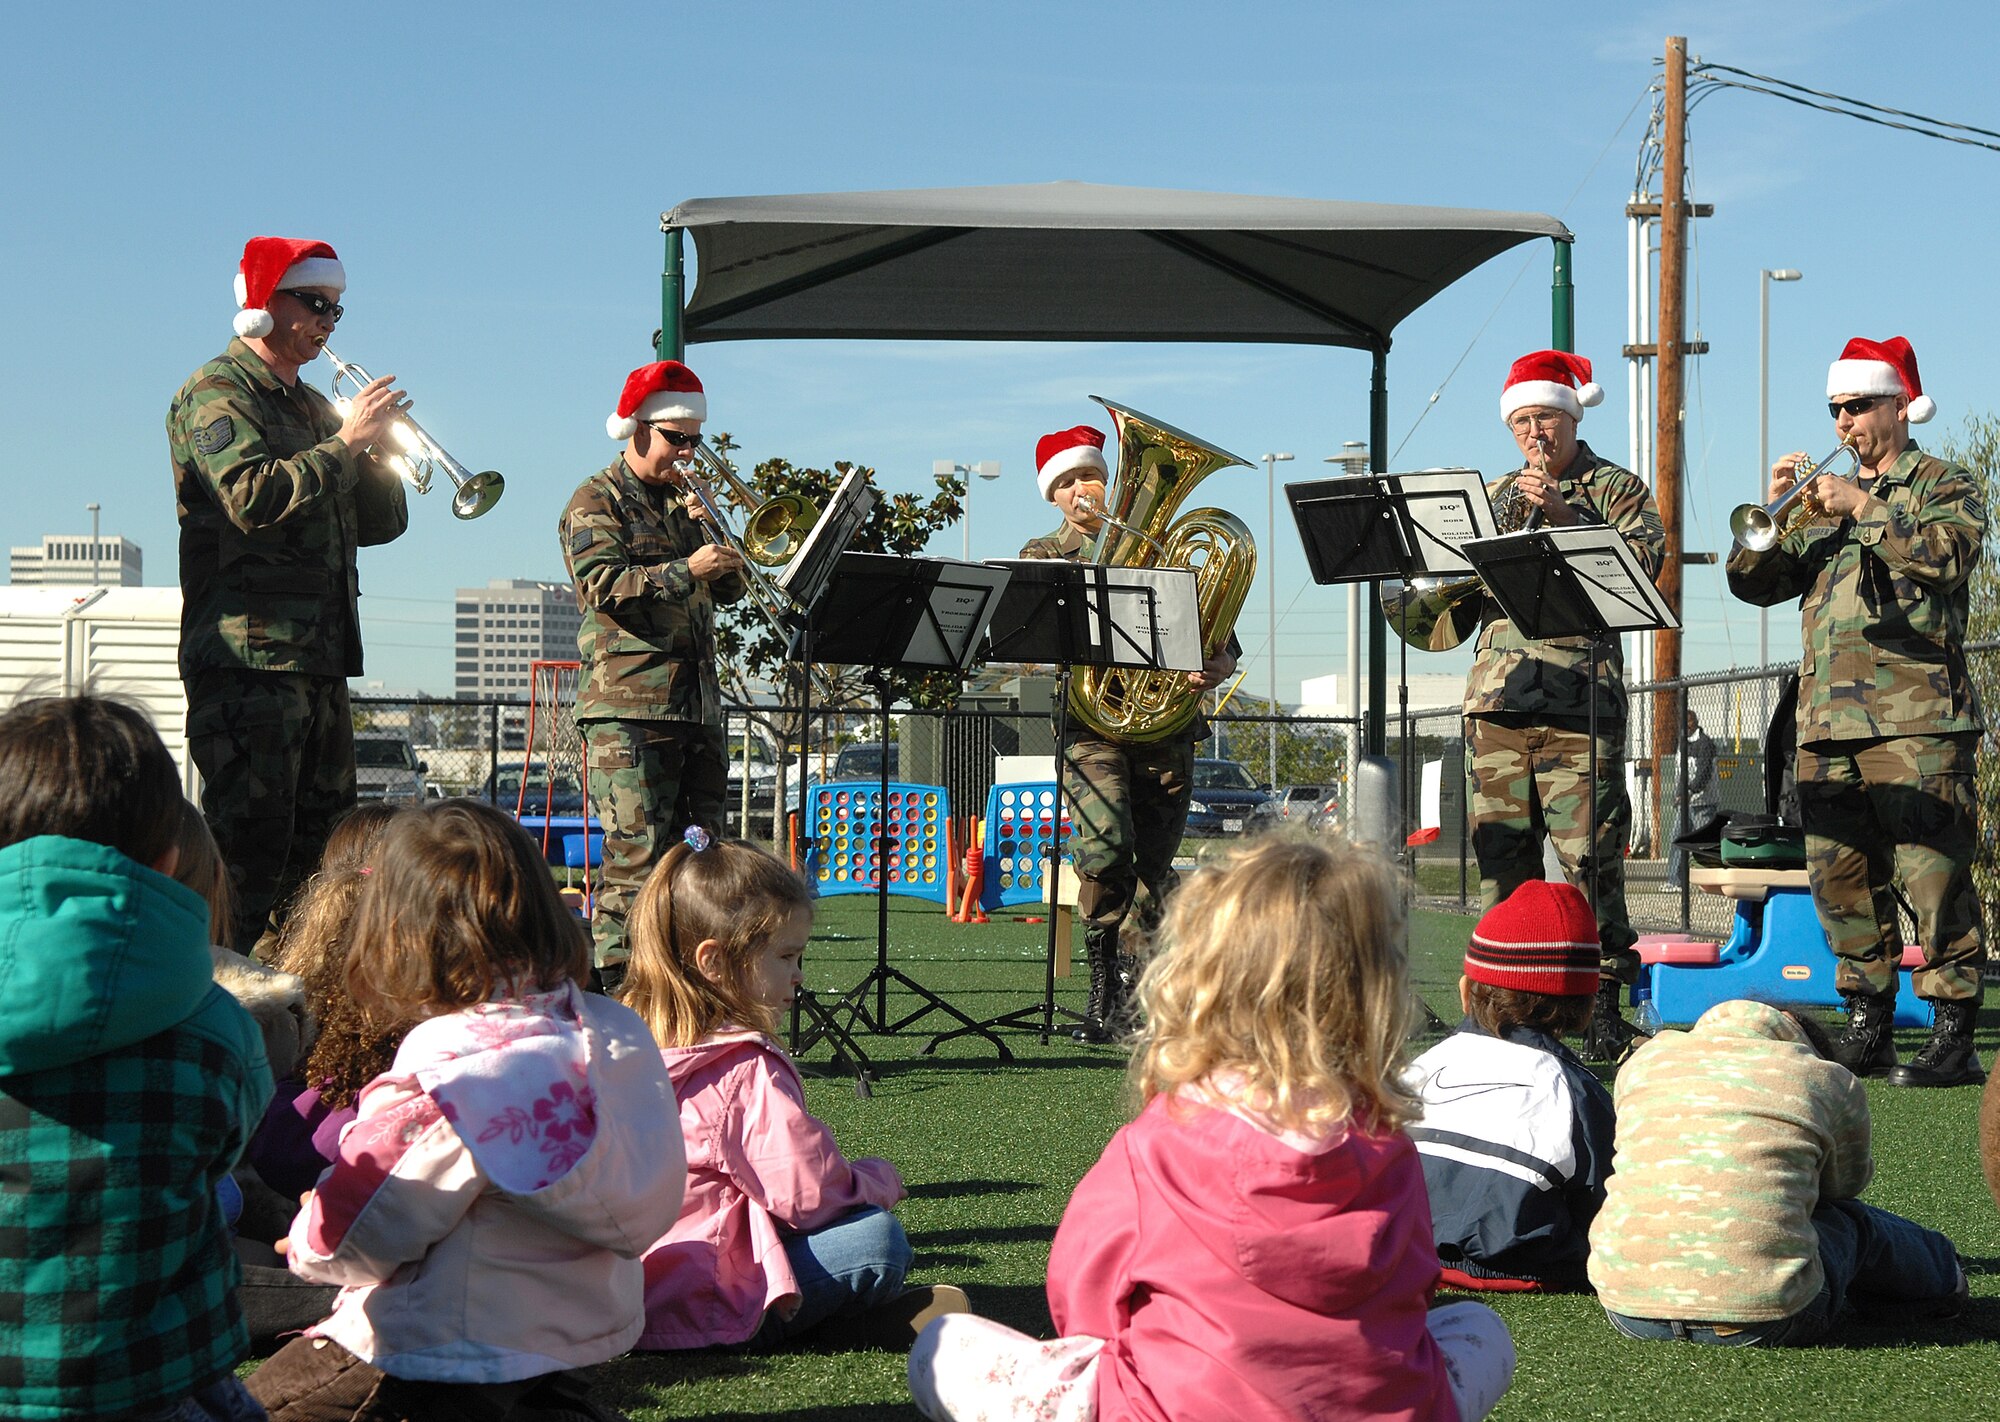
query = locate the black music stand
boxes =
[1461,524,1679,918]
[928,558,1201,1049]
[805,551,1015,1058]
[1287,471,1495,854]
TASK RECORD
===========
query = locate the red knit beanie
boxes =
[1464,880,1600,997]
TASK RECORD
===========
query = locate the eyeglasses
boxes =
[283,290,343,323]
[645,424,701,450]
[1507,412,1568,433]
[1828,396,1886,419]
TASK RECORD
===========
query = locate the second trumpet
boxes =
[1729,441,1859,552]
[324,349,505,520]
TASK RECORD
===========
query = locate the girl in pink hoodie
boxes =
[624,830,967,1350]
[910,832,1517,1422]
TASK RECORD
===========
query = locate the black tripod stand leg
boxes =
[791,988,878,1091]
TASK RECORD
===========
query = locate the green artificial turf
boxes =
[260,894,2000,1419]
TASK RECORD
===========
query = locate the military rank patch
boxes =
[191,415,235,456]
[570,527,596,555]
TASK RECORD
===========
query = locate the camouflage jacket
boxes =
[561,456,747,726]
[168,340,409,678]
[1726,442,1984,744]
[1462,442,1665,725]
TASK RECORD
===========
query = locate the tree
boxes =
[1931,414,2000,939]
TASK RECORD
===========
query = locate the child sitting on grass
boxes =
[1589,998,1966,1346]
[910,831,1516,1422]
[624,829,967,1350]
[1405,880,1615,1292]
[249,801,685,1421]
[0,696,273,1422]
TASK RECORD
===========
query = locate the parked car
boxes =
[1246,783,1330,832]
[833,741,898,783]
[1184,757,1274,836]
[489,763,586,817]
[354,734,428,804]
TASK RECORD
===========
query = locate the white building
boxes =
[454,579,581,700]
[10,534,142,586]
[1298,671,1467,717]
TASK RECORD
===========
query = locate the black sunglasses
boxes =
[645,424,701,450]
[1828,395,1885,419]
[284,290,344,323]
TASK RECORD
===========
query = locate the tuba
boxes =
[1069,398,1257,743]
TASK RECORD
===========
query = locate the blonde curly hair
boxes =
[1129,830,1420,1138]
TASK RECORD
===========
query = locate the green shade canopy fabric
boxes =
[663,181,1571,350]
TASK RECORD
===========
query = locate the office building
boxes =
[454,579,581,699]
[9,534,142,587]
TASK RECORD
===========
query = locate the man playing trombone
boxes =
[1461,350,1664,1062]
[1727,336,1985,1088]
[168,236,410,954]
[562,361,746,988]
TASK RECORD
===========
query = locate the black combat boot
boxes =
[1582,979,1645,1066]
[1071,931,1117,1044]
[1830,992,1899,1077]
[1887,998,1985,1088]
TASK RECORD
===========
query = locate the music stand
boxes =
[929,558,1202,1049]
[806,551,1015,1058]
[1287,470,1496,855]
[1461,524,1679,918]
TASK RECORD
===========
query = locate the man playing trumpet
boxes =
[1462,350,1665,1062]
[168,235,410,954]
[1728,336,1986,1088]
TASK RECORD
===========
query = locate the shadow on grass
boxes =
[912,1223,1057,1248]
[905,1178,1038,1200]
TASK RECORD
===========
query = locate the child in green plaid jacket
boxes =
[0,697,273,1421]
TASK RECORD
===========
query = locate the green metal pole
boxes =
[1551,237,1574,354]
[659,227,685,362]
[1367,346,1388,757]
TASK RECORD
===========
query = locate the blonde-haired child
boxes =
[911,831,1516,1422]
[626,830,966,1349]
[248,800,684,1420]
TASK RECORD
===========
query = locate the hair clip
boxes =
[683,824,712,853]
[358,865,373,876]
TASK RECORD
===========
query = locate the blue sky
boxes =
[6,0,1999,699]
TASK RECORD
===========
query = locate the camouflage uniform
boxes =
[168,338,409,952]
[1727,442,1985,1002]
[561,456,746,968]
[1461,441,1665,982]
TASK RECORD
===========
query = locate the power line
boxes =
[1691,61,2000,155]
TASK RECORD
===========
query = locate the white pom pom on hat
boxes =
[608,361,707,440]
[1499,349,1603,423]
[1827,336,1934,424]
[232,236,344,341]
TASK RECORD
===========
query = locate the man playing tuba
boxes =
[1461,350,1665,1063]
[1022,426,1236,1044]
[1727,336,1986,1088]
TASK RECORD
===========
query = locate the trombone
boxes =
[1729,440,1860,552]
[324,349,504,519]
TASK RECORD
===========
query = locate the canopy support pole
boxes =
[659,226,685,361]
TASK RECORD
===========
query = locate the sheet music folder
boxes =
[802,553,1010,674]
[1285,469,1496,585]
[1462,525,1679,640]
[983,561,1202,672]
[775,466,877,614]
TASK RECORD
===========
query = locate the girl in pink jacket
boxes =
[910,832,1517,1422]
[625,830,967,1349]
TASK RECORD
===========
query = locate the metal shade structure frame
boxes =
[654,181,1575,764]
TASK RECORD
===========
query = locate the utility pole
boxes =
[1650,35,1690,857]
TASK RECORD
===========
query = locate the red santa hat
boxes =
[1035,425,1109,501]
[1826,336,1934,424]
[1463,880,1601,998]
[606,361,708,439]
[232,236,346,340]
[1499,349,1604,424]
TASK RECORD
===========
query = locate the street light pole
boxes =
[1261,452,1293,787]
[86,503,100,587]
[936,460,1002,560]
[1758,269,1801,676]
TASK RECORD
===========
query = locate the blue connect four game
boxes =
[981,782,1073,911]
[804,781,952,905]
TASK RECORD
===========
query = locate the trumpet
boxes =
[323,349,504,519]
[1729,440,1860,552]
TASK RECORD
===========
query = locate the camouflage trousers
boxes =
[1466,713,1637,979]
[1797,732,1984,1003]
[582,717,728,968]
[185,668,356,955]
[1061,730,1195,944]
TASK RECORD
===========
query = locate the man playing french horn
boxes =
[1454,350,1664,1062]
[562,360,747,989]
[1727,336,1986,1089]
